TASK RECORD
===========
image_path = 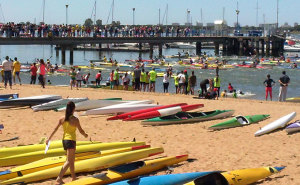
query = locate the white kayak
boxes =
[227,92,256,98]
[32,98,89,112]
[56,100,154,112]
[285,121,300,134]
[255,112,296,137]
[0,95,62,108]
[83,103,159,116]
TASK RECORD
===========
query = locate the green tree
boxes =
[96,19,102,27]
[84,18,93,27]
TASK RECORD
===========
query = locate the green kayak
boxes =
[209,114,270,130]
[141,110,234,126]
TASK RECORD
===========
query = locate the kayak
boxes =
[142,110,234,126]
[184,166,285,185]
[83,103,159,116]
[107,103,188,120]
[31,98,88,111]
[255,112,296,136]
[109,172,221,185]
[0,93,18,99]
[56,99,151,112]
[286,97,300,103]
[0,95,62,108]
[124,104,204,121]
[1,147,163,184]
[66,155,188,185]
[0,140,96,159]
[285,121,300,134]
[0,141,145,166]
[221,166,285,185]
[209,115,270,130]
[0,145,150,181]
[226,92,256,98]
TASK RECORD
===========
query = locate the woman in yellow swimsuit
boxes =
[47,101,88,184]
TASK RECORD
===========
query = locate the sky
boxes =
[0,0,298,26]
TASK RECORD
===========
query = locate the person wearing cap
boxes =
[134,65,141,91]
[149,67,157,92]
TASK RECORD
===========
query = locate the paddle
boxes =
[0,136,19,143]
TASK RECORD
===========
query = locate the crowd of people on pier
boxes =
[0,22,205,38]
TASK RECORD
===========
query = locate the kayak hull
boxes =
[66,155,188,185]
[142,110,234,126]
[32,98,88,111]
[286,121,300,134]
[255,112,296,136]
[209,115,270,130]
[0,95,62,108]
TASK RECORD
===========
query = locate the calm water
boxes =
[1,44,299,100]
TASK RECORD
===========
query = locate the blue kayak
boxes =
[108,172,221,185]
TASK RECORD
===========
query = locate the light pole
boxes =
[276,0,279,30]
[236,1,240,29]
[132,8,135,25]
[159,8,161,25]
[65,4,69,25]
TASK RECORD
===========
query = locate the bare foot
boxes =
[55,180,64,185]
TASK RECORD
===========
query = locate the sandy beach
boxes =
[0,84,299,185]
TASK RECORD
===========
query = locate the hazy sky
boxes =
[1,0,298,26]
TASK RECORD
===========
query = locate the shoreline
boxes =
[0,84,299,184]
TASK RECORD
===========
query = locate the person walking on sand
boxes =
[2,56,13,89]
[113,68,120,89]
[188,71,196,95]
[13,57,21,85]
[264,74,275,101]
[69,67,77,90]
[46,101,88,185]
[162,71,170,93]
[214,75,221,97]
[38,59,47,88]
[30,63,37,84]
[75,68,82,88]
[278,71,290,102]
[95,71,102,86]
[149,67,157,92]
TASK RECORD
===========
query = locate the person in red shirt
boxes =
[228,83,234,93]
[95,71,102,86]
[30,63,38,84]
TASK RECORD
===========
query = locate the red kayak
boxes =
[107,103,187,121]
[123,104,204,121]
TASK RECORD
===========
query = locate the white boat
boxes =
[56,100,154,112]
[177,42,196,49]
[32,98,89,112]
[284,45,300,52]
[83,103,158,116]
[255,112,296,136]
[227,92,256,98]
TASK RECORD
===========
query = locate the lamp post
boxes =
[236,2,240,29]
[276,0,279,30]
[65,4,69,25]
[187,9,191,25]
[159,8,161,25]
[132,8,135,25]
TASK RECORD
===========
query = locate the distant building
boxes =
[281,22,291,28]
[214,20,228,36]
[196,22,203,27]
[294,22,299,27]
[206,23,214,27]
[112,21,120,26]
[260,23,277,36]
[185,22,192,27]
[172,23,180,26]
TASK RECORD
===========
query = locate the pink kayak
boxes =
[123,104,204,121]
[107,103,187,121]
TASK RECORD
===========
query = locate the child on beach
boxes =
[228,83,234,93]
[221,90,227,97]
[233,89,237,98]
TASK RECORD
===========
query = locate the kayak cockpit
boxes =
[108,161,145,173]
[192,172,229,185]
[236,116,250,125]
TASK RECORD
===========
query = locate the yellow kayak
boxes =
[184,166,284,185]
[286,97,300,103]
[66,154,188,185]
[1,147,164,184]
[222,166,285,185]
[0,145,150,181]
[0,140,96,158]
[75,65,105,70]
[0,141,145,166]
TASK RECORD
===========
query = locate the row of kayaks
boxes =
[0,139,284,185]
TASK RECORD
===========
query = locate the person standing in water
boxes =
[263,74,275,101]
[46,101,88,184]
[13,57,21,85]
[214,75,221,97]
[278,71,290,102]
